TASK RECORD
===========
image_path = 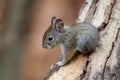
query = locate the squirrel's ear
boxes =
[51,16,57,24]
[55,19,64,33]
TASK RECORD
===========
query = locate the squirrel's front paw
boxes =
[55,61,65,67]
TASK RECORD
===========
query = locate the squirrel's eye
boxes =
[48,35,54,41]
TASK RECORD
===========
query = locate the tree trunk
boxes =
[44,0,120,80]
[0,0,33,80]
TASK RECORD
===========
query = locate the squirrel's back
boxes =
[64,22,100,41]
[64,22,100,53]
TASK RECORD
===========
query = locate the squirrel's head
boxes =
[42,16,65,49]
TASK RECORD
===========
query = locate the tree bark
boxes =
[44,0,120,80]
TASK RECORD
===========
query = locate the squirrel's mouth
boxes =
[43,43,54,49]
[46,43,53,49]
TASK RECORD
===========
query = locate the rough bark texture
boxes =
[44,0,120,80]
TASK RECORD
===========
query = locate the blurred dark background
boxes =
[0,0,84,80]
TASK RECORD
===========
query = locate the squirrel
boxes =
[42,16,100,66]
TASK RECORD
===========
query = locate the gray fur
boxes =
[42,17,100,66]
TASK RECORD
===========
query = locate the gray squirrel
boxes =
[42,16,100,66]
